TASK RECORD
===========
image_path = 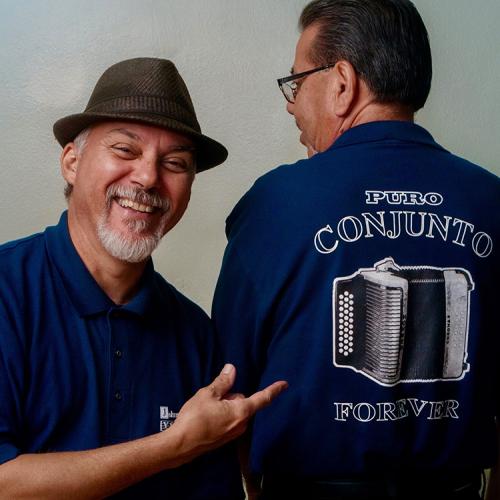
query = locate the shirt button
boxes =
[114,391,122,401]
[114,349,123,358]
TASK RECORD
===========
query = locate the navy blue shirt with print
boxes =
[213,121,500,479]
[0,212,243,499]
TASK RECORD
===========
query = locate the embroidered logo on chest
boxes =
[160,406,179,431]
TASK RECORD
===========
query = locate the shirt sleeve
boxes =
[212,177,283,397]
[212,243,269,396]
[0,303,24,465]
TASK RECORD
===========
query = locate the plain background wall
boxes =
[0,0,498,313]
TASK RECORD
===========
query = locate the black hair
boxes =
[299,0,432,111]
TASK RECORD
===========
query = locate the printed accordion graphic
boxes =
[333,258,474,386]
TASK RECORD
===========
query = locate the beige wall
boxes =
[1,0,498,312]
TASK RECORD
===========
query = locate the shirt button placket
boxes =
[107,308,129,443]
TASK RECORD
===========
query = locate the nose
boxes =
[130,156,160,190]
[286,101,295,115]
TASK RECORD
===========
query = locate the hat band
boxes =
[85,95,201,131]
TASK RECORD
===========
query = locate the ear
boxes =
[332,60,358,117]
[60,143,79,186]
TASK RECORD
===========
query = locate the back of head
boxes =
[300,0,432,112]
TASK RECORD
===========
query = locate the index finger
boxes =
[245,380,288,414]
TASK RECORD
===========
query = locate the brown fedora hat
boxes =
[53,57,227,172]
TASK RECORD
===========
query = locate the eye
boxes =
[161,155,195,174]
[111,144,137,158]
[294,79,303,91]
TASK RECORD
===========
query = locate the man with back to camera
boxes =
[0,57,288,499]
[213,1,500,499]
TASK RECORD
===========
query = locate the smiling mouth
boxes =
[116,198,157,214]
[106,184,170,217]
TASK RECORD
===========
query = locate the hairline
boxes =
[297,0,432,111]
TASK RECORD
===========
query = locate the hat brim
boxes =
[53,112,228,172]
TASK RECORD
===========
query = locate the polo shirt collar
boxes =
[327,120,447,153]
[44,211,162,318]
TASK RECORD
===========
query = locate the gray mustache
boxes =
[106,184,169,212]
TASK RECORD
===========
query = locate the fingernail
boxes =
[222,363,233,374]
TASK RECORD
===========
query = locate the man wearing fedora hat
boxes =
[0,57,287,498]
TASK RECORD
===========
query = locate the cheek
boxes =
[161,181,193,233]
[74,158,123,191]
[164,176,193,209]
[295,95,315,125]
[296,106,316,140]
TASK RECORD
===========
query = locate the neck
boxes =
[352,102,414,127]
[338,102,414,138]
[333,79,415,142]
[67,209,147,305]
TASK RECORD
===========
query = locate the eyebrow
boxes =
[290,67,295,75]
[164,145,196,154]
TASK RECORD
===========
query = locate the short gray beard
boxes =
[97,184,170,263]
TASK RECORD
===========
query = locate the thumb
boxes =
[208,363,236,399]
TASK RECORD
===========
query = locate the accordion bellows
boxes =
[333,258,474,386]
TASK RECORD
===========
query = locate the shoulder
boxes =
[225,157,312,236]
[0,231,46,284]
[0,231,45,259]
[248,157,314,195]
[431,151,500,221]
[438,147,499,180]
[0,233,46,344]
[448,155,500,191]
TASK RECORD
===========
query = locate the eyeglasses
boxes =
[277,63,336,103]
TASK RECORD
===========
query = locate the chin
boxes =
[97,216,165,263]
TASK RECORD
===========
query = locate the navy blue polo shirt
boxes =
[0,212,243,499]
[213,121,500,479]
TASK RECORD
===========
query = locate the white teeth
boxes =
[116,198,155,213]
